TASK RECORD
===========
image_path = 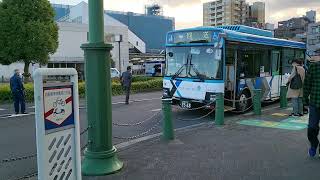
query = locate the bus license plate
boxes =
[181,101,191,109]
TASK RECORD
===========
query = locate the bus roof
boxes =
[167,26,306,49]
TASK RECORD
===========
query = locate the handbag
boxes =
[290,67,302,90]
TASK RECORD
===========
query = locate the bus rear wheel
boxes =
[236,91,252,113]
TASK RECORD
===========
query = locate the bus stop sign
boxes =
[44,85,74,131]
[33,68,81,180]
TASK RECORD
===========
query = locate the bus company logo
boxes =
[44,87,73,126]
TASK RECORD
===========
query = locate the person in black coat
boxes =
[120,66,132,104]
[10,69,26,114]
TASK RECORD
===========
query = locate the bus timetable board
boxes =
[167,31,217,44]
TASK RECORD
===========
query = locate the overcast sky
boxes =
[50,0,320,29]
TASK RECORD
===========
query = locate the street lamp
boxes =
[115,34,123,73]
[81,0,123,176]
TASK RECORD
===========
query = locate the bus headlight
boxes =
[163,88,170,97]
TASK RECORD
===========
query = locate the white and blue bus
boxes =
[163,25,306,111]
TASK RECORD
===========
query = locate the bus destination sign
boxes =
[167,31,214,44]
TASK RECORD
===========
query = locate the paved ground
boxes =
[1,91,311,180]
[0,91,230,180]
[83,106,318,180]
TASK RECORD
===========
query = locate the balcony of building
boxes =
[216,7,224,13]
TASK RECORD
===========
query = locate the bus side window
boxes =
[282,48,295,74]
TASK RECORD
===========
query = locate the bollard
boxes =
[162,98,174,140]
[253,89,262,115]
[280,85,288,108]
[215,93,224,125]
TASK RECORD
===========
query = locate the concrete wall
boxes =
[52,22,130,73]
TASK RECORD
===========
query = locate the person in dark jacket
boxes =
[304,61,320,157]
[10,69,26,114]
[121,66,132,104]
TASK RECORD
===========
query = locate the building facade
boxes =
[250,2,265,24]
[275,16,311,42]
[306,10,316,23]
[245,1,265,28]
[106,10,174,52]
[307,22,320,56]
[203,0,248,26]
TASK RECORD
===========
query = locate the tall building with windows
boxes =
[307,22,320,56]
[250,2,265,24]
[203,0,248,26]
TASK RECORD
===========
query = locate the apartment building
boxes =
[203,0,248,26]
[307,22,320,56]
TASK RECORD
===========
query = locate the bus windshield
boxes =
[165,46,223,80]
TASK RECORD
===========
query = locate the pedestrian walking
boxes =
[286,59,305,117]
[304,60,320,157]
[121,66,132,104]
[10,69,26,114]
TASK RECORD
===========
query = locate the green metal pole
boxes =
[253,89,262,115]
[280,85,288,108]
[215,93,224,125]
[162,98,174,140]
[81,0,123,175]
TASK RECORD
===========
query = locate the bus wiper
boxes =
[190,64,206,82]
[188,54,205,81]
[172,65,186,80]
[172,54,191,80]
[189,40,209,43]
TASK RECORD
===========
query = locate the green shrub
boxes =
[0,78,163,103]
[0,85,12,102]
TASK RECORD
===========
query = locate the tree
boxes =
[0,0,58,81]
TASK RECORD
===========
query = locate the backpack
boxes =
[290,66,303,90]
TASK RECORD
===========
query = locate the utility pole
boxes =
[81,0,123,175]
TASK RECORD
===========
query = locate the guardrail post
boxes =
[215,93,224,125]
[280,85,288,108]
[162,98,174,140]
[253,89,262,115]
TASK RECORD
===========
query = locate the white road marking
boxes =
[151,108,161,112]
[0,112,35,119]
[0,108,6,111]
[28,106,35,109]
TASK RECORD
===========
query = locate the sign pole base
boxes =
[82,146,123,176]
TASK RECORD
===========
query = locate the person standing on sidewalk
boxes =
[304,61,320,157]
[10,69,26,114]
[286,59,305,116]
[121,66,132,105]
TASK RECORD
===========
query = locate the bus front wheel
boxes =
[236,90,252,113]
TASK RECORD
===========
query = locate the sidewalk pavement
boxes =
[83,105,319,180]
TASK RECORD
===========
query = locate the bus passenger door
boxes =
[271,51,281,98]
